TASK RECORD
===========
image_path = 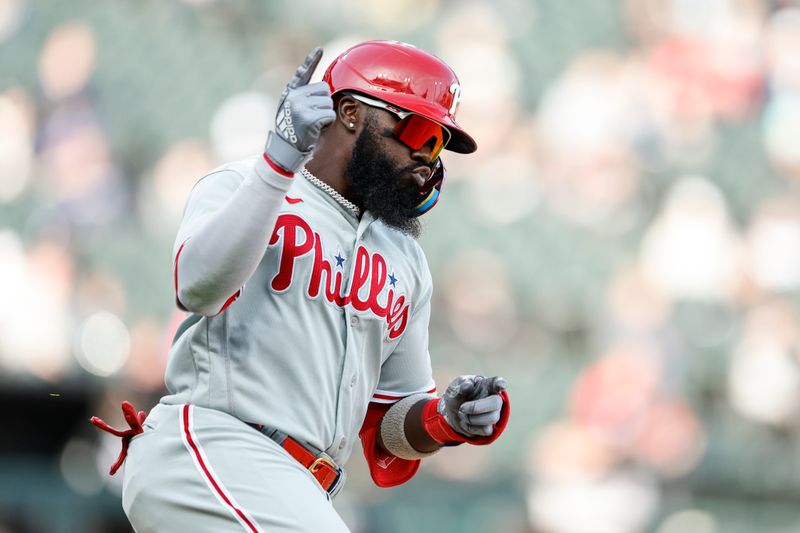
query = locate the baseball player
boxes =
[92,40,510,532]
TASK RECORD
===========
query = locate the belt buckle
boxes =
[309,452,345,498]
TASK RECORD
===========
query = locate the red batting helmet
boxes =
[322,40,477,155]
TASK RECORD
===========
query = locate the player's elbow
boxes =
[176,283,225,317]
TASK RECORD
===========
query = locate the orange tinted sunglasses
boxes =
[348,93,451,161]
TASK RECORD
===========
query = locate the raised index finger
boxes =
[288,46,324,89]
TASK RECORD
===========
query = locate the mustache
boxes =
[401,162,426,174]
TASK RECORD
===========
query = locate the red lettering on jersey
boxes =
[309,238,346,306]
[307,237,329,299]
[269,214,410,338]
[269,214,314,292]
[349,246,371,312]
[370,252,389,310]
[386,295,408,339]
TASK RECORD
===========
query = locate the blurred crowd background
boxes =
[2,0,800,531]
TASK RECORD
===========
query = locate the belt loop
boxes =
[265,427,288,445]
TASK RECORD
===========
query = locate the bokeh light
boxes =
[728,300,800,426]
[762,92,800,179]
[764,8,800,92]
[342,0,439,31]
[0,232,73,381]
[210,91,275,163]
[639,176,742,301]
[746,197,800,291]
[528,467,659,533]
[75,311,131,377]
[60,438,104,496]
[657,509,718,533]
[38,21,97,101]
[138,139,214,237]
[0,90,34,202]
[0,0,25,44]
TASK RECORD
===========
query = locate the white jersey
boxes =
[162,156,436,466]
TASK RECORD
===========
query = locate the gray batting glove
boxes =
[265,47,336,173]
[438,375,507,438]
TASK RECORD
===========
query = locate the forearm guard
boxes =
[421,390,511,446]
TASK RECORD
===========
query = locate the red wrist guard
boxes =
[421,390,510,446]
[262,152,295,178]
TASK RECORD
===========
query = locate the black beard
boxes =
[346,118,422,238]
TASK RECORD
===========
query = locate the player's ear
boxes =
[336,95,360,133]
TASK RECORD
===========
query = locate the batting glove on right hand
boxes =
[265,47,336,174]
[438,375,507,438]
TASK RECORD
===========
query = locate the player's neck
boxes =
[304,145,352,202]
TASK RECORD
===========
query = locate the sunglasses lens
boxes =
[393,115,449,160]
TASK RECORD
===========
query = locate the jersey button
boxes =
[350,375,357,387]
[350,316,359,326]
[338,438,347,450]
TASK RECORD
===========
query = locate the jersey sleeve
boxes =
[173,156,294,316]
[359,256,437,487]
[371,259,436,402]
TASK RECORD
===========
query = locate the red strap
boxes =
[90,401,147,475]
[281,437,316,467]
[280,436,340,491]
[421,399,468,445]
[263,153,295,178]
[421,390,511,446]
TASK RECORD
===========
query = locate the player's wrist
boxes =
[424,392,512,446]
[262,151,295,178]
[403,397,442,453]
[264,131,308,175]
[378,395,441,459]
[421,398,469,445]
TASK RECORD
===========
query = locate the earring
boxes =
[349,123,354,128]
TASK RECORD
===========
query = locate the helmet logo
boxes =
[449,83,461,117]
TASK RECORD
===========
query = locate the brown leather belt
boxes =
[248,423,345,497]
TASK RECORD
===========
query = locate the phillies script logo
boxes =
[269,214,409,339]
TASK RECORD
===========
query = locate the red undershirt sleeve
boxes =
[358,401,422,488]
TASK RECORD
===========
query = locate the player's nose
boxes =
[410,144,435,166]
